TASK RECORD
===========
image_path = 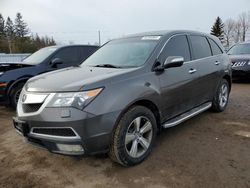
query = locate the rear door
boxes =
[158,34,198,121]
[188,35,223,105]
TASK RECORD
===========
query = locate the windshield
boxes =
[82,36,160,68]
[227,43,250,55]
[23,46,58,64]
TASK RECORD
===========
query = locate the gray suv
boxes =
[13,30,232,166]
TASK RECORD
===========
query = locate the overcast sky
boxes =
[1,0,250,45]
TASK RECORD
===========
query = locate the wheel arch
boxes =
[7,77,31,96]
[113,99,162,133]
[222,74,232,92]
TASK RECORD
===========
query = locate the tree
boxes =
[0,14,5,37]
[0,14,8,53]
[211,17,224,42]
[224,19,235,47]
[14,12,29,37]
[5,17,15,53]
[238,12,250,42]
[233,21,242,43]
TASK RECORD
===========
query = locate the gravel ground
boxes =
[0,83,249,188]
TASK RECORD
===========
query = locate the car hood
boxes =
[26,66,137,92]
[228,55,250,62]
[0,61,33,72]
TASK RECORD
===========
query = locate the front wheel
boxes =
[211,79,229,112]
[109,106,157,166]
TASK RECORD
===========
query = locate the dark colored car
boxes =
[227,41,250,80]
[0,45,99,108]
[13,30,231,166]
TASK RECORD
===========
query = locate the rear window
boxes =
[190,35,212,60]
[208,38,223,55]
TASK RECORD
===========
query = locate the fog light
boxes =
[56,144,84,153]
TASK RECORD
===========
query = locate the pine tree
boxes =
[5,17,14,37]
[211,17,224,42]
[14,12,29,37]
[5,17,15,53]
[0,14,5,37]
[0,14,8,53]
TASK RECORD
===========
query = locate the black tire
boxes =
[9,83,24,109]
[109,105,157,166]
[211,79,229,112]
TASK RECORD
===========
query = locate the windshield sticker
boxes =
[141,36,161,40]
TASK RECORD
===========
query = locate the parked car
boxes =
[0,45,99,108]
[227,41,250,80]
[13,30,231,166]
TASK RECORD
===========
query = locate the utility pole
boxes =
[98,30,101,46]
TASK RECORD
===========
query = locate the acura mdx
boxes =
[13,30,232,166]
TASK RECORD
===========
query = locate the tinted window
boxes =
[208,38,223,55]
[190,36,212,59]
[79,46,98,62]
[53,47,79,65]
[160,35,191,62]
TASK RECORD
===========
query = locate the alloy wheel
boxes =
[125,116,153,158]
[219,84,228,108]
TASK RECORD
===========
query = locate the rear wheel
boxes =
[9,83,24,109]
[211,79,229,112]
[109,106,157,166]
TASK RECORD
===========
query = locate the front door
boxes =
[157,34,198,121]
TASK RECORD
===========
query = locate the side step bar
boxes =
[162,102,212,128]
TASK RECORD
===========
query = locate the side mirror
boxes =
[163,56,184,69]
[50,58,63,68]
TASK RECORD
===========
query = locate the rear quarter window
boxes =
[190,35,212,60]
[208,38,223,55]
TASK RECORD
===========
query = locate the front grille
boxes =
[32,128,76,137]
[22,103,43,113]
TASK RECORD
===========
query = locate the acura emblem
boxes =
[22,94,27,103]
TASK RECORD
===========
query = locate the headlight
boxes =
[248,61,250,66]
[0,72,4,76]
[50,88,103,110]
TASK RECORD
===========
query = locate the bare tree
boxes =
[238,12,250,42]
[233,20,242,43]
[224,18,235,47]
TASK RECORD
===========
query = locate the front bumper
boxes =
[0,84,8,104]
[13,107,121,156]
[232,68,250,79]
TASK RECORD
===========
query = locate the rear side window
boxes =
[208,38,223,55]
[160,35,191,62]
[190,35,212,59]
[53,47,79,65]
[79,46,98,62]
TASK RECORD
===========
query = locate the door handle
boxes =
[189,68,197,74]
[215,61,220,65]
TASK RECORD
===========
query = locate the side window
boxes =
[190,35,212,59]
[160,35,191,62]
[53,47,79,65]
[79,47,98,62]
[208,38,223,55]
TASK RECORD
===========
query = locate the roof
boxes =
[46,44,100,49]
[124,30,210,38]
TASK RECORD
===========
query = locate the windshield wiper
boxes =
[94,64,121,68]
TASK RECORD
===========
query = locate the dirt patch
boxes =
[0,83,249,188]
